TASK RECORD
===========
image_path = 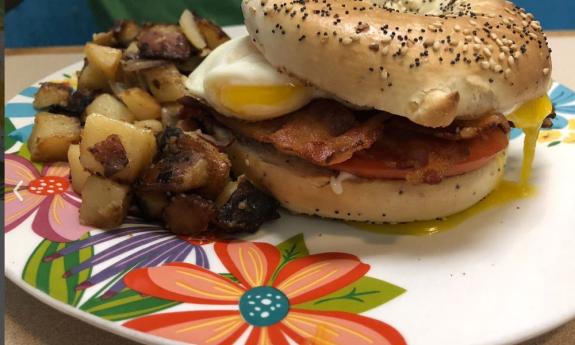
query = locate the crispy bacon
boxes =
[214,100,388,166]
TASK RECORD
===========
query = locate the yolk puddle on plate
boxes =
[349,180,534,236]
[349,95,552,236]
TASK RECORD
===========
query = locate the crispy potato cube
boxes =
[85,94,135,123]
[92,31,118,47]
[78,61,110,91]
[163,194,216,235]
[161,102,183,127]
[113,20,141,47]
[123,41,140,59]
[118,88,161,120]
[33,82,72,109]
[196,17,230,50]
[213,176,280,233]
[134,119,163,134]
[142,64,188,102]
[80,114,157,183]
[79,175,131,229]
[135,191,169,220]
[84,43,122,80]
[28,113,81,162]
[67,144,91,194]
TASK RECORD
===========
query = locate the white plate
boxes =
[5,26,575,345]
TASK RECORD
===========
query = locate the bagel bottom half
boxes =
[226,140,506,223]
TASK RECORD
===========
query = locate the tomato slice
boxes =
[332,128,509,180]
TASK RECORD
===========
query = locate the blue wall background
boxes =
[5,0,575,48]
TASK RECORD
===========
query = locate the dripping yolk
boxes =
[508,95,552,130]
[508,95,553,185]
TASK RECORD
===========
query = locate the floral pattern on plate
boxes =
[123,239,406,344]
[5,63,575,345]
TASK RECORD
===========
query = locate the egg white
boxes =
[186,36,315,121]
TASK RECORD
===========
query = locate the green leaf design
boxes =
[294,276,406,314]
[4,118,17,150]
[79,288,180,321]
[272,233,310,281]
[18,143,43,172]
[22,236,93,307]
[548,140,561,147]
[220,272,240,284]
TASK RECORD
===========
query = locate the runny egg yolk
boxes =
[217,84,307,116]
[508,94,553,186]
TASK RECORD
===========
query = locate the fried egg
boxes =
[185,36,315,121]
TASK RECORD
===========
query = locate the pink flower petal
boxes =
[32,195,91,242]
[124,263,245,304]
[215,242,281,289]
[61,192,82,208]
[5,154,40,186]
[245,325,289,345]
[42,162,70,178]
[273,253,369,305]
[124,310,248,345]
[4,189,44,233]
[280,309,406,345]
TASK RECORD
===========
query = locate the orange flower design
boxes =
[123,241,406,345]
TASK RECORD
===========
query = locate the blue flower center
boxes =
[239,286,290,326]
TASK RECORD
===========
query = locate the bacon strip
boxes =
[214,100,388,166]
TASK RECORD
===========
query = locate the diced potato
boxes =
[78,61,110,91]
[33,82,72,109]
[92,31,118,47]
[142,64,188,102]
[113,20,141,47]
[85,94,136,123]
[118,88,161,120]
[79,175,131,228]
[28,113,81,162]
[135,191,169,220]
[67,144,90,194]
[84,43,123,80]
[196,17,230,50]
[163,194,216,235]
[213,176,280,233]
[134,119,164,134]
[80,114,157,183]
[161,102,183,127]
[123,41,140,59]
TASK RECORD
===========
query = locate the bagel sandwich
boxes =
[183,0,552,223]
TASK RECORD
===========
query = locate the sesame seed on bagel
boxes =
[242,0,552,127]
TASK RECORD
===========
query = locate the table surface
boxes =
[5,33,575,345]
